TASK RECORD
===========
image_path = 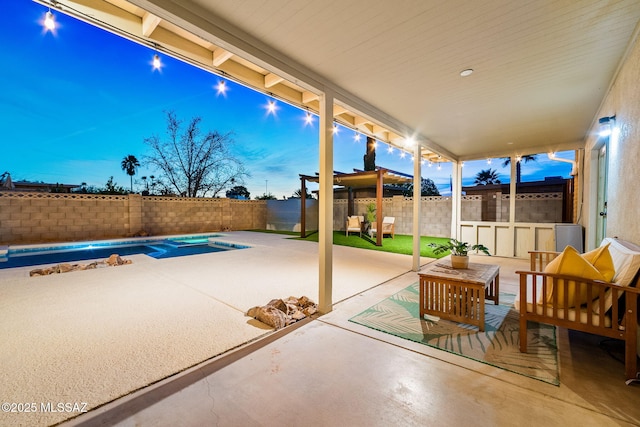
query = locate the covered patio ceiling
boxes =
[35,0,640,162]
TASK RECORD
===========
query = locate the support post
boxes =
[412,145,421,271]
[375,168,383,246]
[318,90,334,314]
[452,161,461,240]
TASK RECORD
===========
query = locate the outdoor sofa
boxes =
[516,237,640,383]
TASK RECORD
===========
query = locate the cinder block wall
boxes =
[0,192,267,245]
[0,193,131,244]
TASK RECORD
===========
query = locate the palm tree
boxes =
[121,155,140,192]
[474,168,501,185]
[502,155,537,183]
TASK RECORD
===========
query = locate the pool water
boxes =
[0,236,247,269]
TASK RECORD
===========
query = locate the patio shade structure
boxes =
[299,169,412,246]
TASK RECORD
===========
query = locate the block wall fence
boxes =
[0,191,564,245]
[0,193,266,245]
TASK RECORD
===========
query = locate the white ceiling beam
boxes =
[372,124,388,137]
[333,105,348,116]
[354,116,371,127]
[302,91,319,104]
[264,73,284,88]
[142,11,161,37]
[212,48,234,66]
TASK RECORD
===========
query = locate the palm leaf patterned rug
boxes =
[349,283,559,385]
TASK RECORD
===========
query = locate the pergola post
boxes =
[300,176,307,238]
[318,89,334,314]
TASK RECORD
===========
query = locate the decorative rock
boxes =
[248,305,288,329]
[29,255,131,277]
[246,295,318,330]
[105,254,132,266]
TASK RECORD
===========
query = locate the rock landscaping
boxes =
[29,254,132,277]
[246,296,318,329]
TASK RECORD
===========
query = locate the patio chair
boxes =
[346,215,364,237]
[371,216,395,239]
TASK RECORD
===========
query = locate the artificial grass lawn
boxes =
[249,229,449,258]
[296,231,449,258]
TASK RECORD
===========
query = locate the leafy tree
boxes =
[121,154,140,192]
[255,192,277,200]
[400,177,440,196]
[502,155,537,183]
[144,111,248,198]
[474,169,501,185]
[292,188,314,199]
[226,185,250,199]
[101,176,127,194]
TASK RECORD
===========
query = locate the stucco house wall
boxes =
[582,32,640,249]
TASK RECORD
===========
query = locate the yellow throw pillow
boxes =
[581,243,615,282]
[544,245,606,308]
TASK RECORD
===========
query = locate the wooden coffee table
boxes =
[418,259,499,331]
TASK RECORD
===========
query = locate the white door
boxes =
[595,144,608,243]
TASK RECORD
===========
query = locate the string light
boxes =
[332,124,339,134]
[44,10,56,31]
[487,158,492,165]
[437,163,442,171]
[152,54,162,70]
[461,161,465,168]
[267,99,277,114]
[304,111,314,125]
[428,161,433,167]
[353,132,361,142]
[216,80,227,96]
[400,151,406,159]
[515,155,522,162]
[387,145,394,153]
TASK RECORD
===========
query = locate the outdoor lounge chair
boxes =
[371,216,395,239]
[346,215,364,237]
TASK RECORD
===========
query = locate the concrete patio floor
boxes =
[2,232,638,426]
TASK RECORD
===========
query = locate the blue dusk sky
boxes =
[1,1,574,199]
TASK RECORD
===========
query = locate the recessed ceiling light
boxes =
[460,68,474,77]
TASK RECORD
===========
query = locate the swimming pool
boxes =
[0,234,249,269]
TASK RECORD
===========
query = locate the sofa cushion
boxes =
[582,243,615,282]
[592,238,640,314]
[602,237,640,287]
[544,245,606,308]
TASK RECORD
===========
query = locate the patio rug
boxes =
[349,283,559,385]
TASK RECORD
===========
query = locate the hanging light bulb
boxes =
[216,80,227,95]
[487,158,492,165]
[353,132,361,142]
[428,161,433,167]
[332,124,339,134]
[437,163,442,171]
[152,54,162,70]
[44,10,56,31]
[387,145,394,154]
[304,111,314,125]
[267,100,277,114]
